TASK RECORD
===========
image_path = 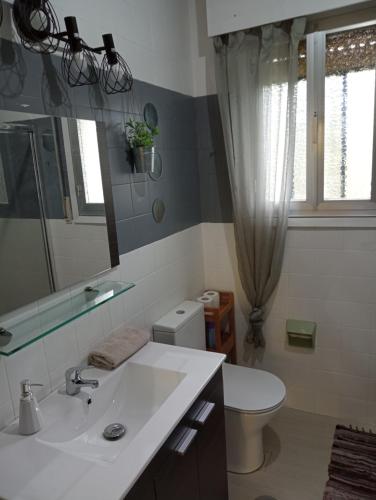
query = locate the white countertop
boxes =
[0,342,225,500]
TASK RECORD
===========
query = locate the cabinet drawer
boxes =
[124,366,228,500]
[153,424,200,500]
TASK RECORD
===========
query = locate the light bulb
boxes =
[29,8,48,32]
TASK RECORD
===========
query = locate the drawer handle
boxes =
[194,401,215,426]
[174,427,198,456]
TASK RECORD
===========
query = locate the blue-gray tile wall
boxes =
[0,38,204,255]
[0,37,232,257]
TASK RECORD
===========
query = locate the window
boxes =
[76,119,104,207]
[68,119,105,217]
[291,23,376,216]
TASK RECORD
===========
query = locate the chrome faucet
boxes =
[65,366,99,396]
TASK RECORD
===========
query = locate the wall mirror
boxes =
[0,110,119,317]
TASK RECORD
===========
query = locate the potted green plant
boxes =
[126,118,159,173]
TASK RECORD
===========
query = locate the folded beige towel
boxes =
[88,327,150,370]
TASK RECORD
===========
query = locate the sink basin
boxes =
[37,362,186,464]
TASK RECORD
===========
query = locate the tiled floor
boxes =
[228,408,344,500]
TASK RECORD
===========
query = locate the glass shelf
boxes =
[0,281,135,356]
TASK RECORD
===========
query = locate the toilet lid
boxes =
[223,363,286,414]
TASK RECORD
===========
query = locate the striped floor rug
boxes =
[324,425,376,500]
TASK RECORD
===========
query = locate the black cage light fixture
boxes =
[13,0,60,54]
[100,34,133,94]
[12,0,133,94]
[61,16,99,87]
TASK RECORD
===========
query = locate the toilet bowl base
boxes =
[228,453,266,474]
[226,427,265,474]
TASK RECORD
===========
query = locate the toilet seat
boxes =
[222,363,286,415]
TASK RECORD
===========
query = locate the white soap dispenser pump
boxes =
[18,379,43,435]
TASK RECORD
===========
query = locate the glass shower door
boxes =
[0,126,53,315]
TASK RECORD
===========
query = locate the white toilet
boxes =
[153,301,286,474]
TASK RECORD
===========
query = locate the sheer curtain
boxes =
[214,19,305,348]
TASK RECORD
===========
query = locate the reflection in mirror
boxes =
[0,111,118,316]
[152,198,165,223]
[0,155,7,203]
[149,150,163,181]
[63,118,105,217]
[143,102,158,129]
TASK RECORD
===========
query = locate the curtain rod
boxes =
[217,0,376,43]
[219,20,292,45]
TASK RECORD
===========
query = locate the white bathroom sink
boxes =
[36,362,186,464]
[0,343,225,500]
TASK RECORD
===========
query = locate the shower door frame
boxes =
[0,123,57,296]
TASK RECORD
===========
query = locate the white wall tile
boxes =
[343,230,376,252]
[315,324,341,350]
[287,229,344,250]
[74,310,105,360]
[4,221,376,429]
[339,396,368,423]
[366,401,376,427]
[108,297,126,332]
[367,378,376,402]
[123,285,145,320]
[341,251,376,277]
[316,392,341,418]
[287,297,320,322]
[268,274,288,318]
[315,371,341,395]
[201,223,376,423]
[312,349,341,372]
[287,388,317,413]
[369,356,376,380]
[0,359,13,429]
[287,248,345,276]
[339,301,374,330]
[127,311,147,331]
[0,225,204,430]
[288,274,333,300]
[0,359,11,408]
[369,337,376,357]
[120,243,156,283]
[0,401,14,429]
[340,327,372,354]
[338,352,370,379]
[43,324,79,390]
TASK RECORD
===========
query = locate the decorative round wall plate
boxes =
[152,199,165,223]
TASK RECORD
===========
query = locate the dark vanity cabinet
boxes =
[125,367,228,500]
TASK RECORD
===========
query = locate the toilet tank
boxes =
[153,301,206,350]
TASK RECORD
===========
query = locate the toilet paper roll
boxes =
[196,296,216,308]
[203,291,220,308]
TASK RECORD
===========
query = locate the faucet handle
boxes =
[65,366,79,379]
[65,365,90,382]
[65,365,99,396]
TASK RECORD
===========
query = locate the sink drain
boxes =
[103,423,126,441]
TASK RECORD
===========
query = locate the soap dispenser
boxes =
[18,379,43,435]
